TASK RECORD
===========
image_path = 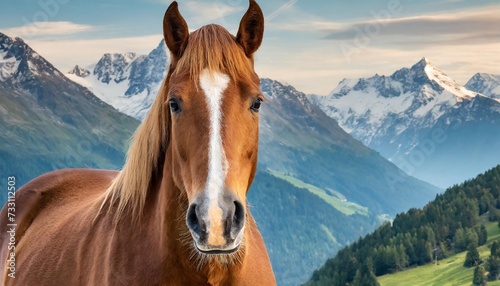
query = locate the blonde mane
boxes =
[100,24,256,222]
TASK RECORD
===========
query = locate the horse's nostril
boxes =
[187,204,202,236]
[233,200,245,227]
[228,200,245,240]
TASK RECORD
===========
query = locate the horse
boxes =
[0,1,276,285]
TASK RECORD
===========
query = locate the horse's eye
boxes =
[169,99,181,113]
[250,98,262,112]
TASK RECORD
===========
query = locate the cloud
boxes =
[268,4,500,47]
[323,5,500,46]
[177,0,244,28]
[1,21,94,39]
[268,20,341,32]
[23,34,163,73]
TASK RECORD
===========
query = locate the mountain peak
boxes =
[469,72,500,82]
[1,33,31,61]
[100,52,137,61]
[422,61,477,100]
[93,52,138,84]
[410,57,435,71]
[0,32,13,44]
[68,65,90,78]
[465,72,500,99]
[0,32,61,82]
[405,57,477,100]
[150,40,168,57]
[0,33,26,48]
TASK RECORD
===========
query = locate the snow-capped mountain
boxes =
[465,73,500,99]
[0,32,139,198]
[310,58,500,188]
[1,33,65,82]
[66,40,169,120]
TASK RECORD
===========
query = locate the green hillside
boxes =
[268,169,369,216]
[305,165,500,286]
[378,221,500,286]
[248,171,378,286]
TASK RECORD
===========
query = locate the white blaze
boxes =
[199,69,230,210]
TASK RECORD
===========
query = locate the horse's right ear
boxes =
[163,1,189,60]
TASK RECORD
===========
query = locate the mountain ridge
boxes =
[310,58,500,188]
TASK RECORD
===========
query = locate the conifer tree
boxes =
[472,265,487,286]
[487,256,500,281]
[478,225,488,246]
[491,241,499,257]
[465,244,481,268]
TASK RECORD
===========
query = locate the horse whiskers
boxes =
[187,245,246,272]
[176,214,246,271]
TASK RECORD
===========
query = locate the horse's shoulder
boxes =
[19,168,119,194]
[0,169,118,258]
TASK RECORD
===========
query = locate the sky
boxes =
[1,0,499,95]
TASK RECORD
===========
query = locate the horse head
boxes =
[163,0,264,255]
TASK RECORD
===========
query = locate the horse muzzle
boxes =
[186,192,246,254]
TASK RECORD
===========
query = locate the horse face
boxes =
[163,1,264,254]
[168,71,262,254]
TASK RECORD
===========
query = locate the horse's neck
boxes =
[152,163,189,262]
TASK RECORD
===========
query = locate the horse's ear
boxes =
[236,0,264,57]
[163,1,189,60]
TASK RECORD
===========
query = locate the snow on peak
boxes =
[93,52,139,84]
[421,59,477,100]
[0,35,17,81]
[0,33,46,81]
[411,57,431,69]
[465,72,500,99]
[68,65,90,78]
[329,78,359,97]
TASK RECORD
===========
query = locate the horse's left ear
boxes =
[163,1,189,60]
[236,0,264,57]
